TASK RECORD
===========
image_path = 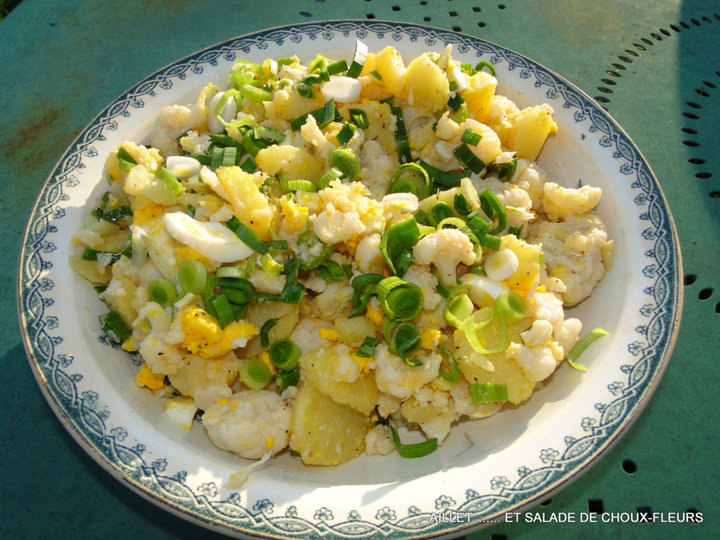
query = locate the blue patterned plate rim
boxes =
[17,19,682,539]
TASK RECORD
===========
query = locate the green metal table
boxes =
[2,1,718,538]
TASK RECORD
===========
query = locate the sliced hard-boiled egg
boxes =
[320,76,362,103]
[162,211,253,263]
[460,273,509,305]
[207,91,238,133]
[485,248,520,282]
[165,396,197,431]
[165,155,202,179]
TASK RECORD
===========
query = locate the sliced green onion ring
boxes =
[280,178,318,193]
[438,344,462,382]
[460,128,482,146]
[177,260,207,294]
[346,39,368,78]
[389,425,437,458]
[390,103,412,164]
[453,144,486,174]
[148,279,177,307]
[470,382,508,404]
[380,218,421,277]
[225,216,268,254]
[260,318,279,348]
[356,336,381,358]
[475,60,496,76]
[479,188,508,235]
[336,122,357,146]
[385,320,422,366]
[327,148,360,181]
[269,338,302,371]
[349,273,385,318]
[317,167,344,190]
[567,327,610,371]
[376,277,424,321]
[348,108,369,128]
[388,162,430,198]
[417,159,467,188]
[156,168,184,196]
[239,357,272,390]
[426,202,455,227]
[275,367,300,394]
[100,311,132,342]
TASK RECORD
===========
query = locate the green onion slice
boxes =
[346,39,368,78]
[349,273,385,318]
[388,163,430,198]
[226,216,268,254]
[390,103,412,164]
[156,168,184,196]
[470,382,508,404]
[453,193,473,216]
[218,277,257,304]
[475,60,496,76]
[239,357,272,390]
[216,265,247,279]
[296,229,334,270]
[385,320,423,366]
[116,146,137,165]
[280,178,318,193]
[376,277,424,322]
[336,122,357,146]
[356,336,381,358]
[494,290,526,323]
[418,159,467,188]
[148,278,177,307]
[348,108,369,128]
[389,425,438,458]
[438,344,462,382]
[317,167,344,190]
[177,260,207,294]
[380,218,421,277]
[479,188,508,235]
[453,144,486,174]
[567,327,610,371]
[269,338,302,371]
[275,367,300,394]
[461,128,482,146]
[327,59,348,75]
[260,318,279,348]
[427,202,456,227]
[327,147,361,181]
[496,157,518,181]
[478,233,502,250]
[99,311,132,343]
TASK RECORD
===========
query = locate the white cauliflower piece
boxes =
[360,139,399,198]
[150,104,192,157]
[527,214,612,306]
[300,114,336,160]
[290,318,332,354]
[202,390,291,459]
[402,264,443,310]
[247,269,285,294]
[374,344,441,399]
[355,233,385,273]
[382,192,419,225]
[365,425,395,455]
[543,182,602,222]
[507,341,560,382]
[412,228,476,286]
[311,281,354,320]
[376,392,402,418]
[179,130,211,155]
[434,112,460,140]
[312,180,384,244]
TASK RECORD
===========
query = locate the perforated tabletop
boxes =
[2,1,718,539]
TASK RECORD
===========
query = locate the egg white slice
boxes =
[162,211,254,263]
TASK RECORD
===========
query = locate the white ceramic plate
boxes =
[18,20,682,538]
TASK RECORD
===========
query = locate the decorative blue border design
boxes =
[18,20,681,538]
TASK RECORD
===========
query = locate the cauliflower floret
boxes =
[401,386,459,443]
[412,228,476,286]
[364,424,395,455]
[202,390,291,459]
[527,214,612,306]
[543,182,602,222]
[150,105,192,157]
[382,192,419,225]
[355,233,385,273]
[247,269,285,294]
[507,341,559,382]
[290,318,333,354]
[434,112,460,140]
[300,114,336,160]
[402,264,442,311]
[179,130,212,155]
[136,305,187,376]
[312,180,384,244]
[374,344,441,399]
[311,281,354,320]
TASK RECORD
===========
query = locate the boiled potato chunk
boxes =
[168,352,240,397]
[289,382,369,466]
[455,340,536,405]
[300,344,378,415]
[403,54,449,113]
[462,70,497,120]
[255,145,324,182]
[372,46,406,96]
[502,235,543,294]
[242,302,300,357]
[503,104,557,160]
[215,166,274,239]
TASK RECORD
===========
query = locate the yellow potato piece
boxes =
[456,346,536,405]
[372,46,406,96]
[255,145,324,182]
[289,382,369,466]
[504,104,558,160]
[215,166,274,239]
[168,352,240,397]
[501,235,543,295]
[300,345,378,415]
[403,54,449,113]
[462,70,497,119]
